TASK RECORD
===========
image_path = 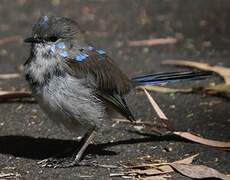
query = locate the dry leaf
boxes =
[156,165,173,174]
[144,84,230,95]
[206,84,230,93]
[162,60,230,84]
[141,154,198,175]
[174,131,230,149]
[117,154,229,179]
[141,87,172,130]
[161,60,230,96]
[114,154,198,178]
[173,154,199,164]
[128,37,178,46]
[142,87,168,120]
[132,169,164,176]
[143,85,193,93]
[126,154,197,173]
[143,83,230,99]
[170,163,230,180]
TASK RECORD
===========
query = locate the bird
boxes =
[24,15,211,168]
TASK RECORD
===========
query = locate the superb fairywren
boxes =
[24,15,211,168]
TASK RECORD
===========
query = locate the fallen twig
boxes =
[0,73,20,80]
[0,91,31,100]
[128,37,178,46]
[0,35,21,45]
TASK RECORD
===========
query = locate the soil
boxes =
[0,0,229,179]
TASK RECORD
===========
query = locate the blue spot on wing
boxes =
[74,47,106,62]
[88,46,95,51]
[55,42,66,49]
[96,49,106,60]
[59,50,69,58]
[50,44,56,53]
[96,49,106,55]
[75,53,89,62]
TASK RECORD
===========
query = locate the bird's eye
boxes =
[47,36,58,42]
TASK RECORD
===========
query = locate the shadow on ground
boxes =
[0,134,188,160]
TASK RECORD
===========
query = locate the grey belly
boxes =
[33,74,105,133]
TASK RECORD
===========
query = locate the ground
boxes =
[0,0,230,179]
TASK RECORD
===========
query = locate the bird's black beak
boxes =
[24,37,44,43]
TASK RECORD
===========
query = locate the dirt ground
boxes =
[0,0,230,179]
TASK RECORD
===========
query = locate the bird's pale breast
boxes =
[34,74,106,133]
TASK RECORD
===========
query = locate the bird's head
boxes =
[24,15,83,44]
[23,16,86,84]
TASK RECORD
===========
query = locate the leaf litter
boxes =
[111,153,230,179]
[110,88,230,179]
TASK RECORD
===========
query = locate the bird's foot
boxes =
[38,155,84,168]
[38,130,96,168]
[85,153,97,160]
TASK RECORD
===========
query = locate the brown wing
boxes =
[66,51,132,95]
[64,51,135,121]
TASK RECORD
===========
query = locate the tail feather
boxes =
[132,71,212,86]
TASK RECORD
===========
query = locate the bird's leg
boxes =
[73,129,96,163]
[41,129,96,168]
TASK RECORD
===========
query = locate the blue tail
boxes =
[132,71,212,86]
